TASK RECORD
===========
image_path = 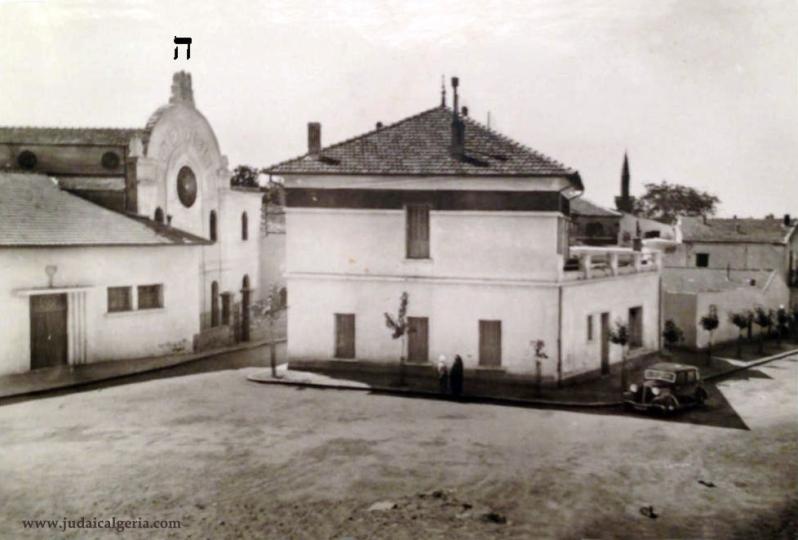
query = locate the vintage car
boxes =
[623,362,708,413]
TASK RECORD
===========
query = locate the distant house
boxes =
[266,79,662,385]
[570,198,621,246]
[662,215,798,349]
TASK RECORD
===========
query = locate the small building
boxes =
[570,198,621,246]
[662,215,798,349]
[267,80,662,385]
[0,72,263,374]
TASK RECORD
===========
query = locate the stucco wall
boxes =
[561,272,660,378]
[0,245,201,375]
[286,209,563,281]
[668,242,787,277]
[286,277,561,376]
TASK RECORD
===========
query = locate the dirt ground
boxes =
[0,354,796,539]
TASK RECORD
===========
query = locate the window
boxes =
[177,166,198,208]
[107,287,132,312]
[696,253,709,267]
[210,281,220,327]
[137,284,163,310]
[479,320,502,367]
[241,212,249,241]
[209,211,217,242]
[587,315,594,341]
[629,306,643,349]
[407,317,429,363]
[334,313,355,359]
[406,205,430,259]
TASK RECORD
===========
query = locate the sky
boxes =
[1,0,795,217]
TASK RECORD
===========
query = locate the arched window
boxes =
[209,211,217,242]
[241,212,248,241]
[154,207,164,224]
[210,281,220,327]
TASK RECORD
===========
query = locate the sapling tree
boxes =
[384,292,410,385]
[699,306,719,365]
[608,320,629,392]
[729,310,752,359]
[662,320,684,352]
[753,307,773,355]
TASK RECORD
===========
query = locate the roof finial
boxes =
[441,75,446,107]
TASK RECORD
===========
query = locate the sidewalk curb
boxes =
[705,348,798,382]
[0,339,279,402]
[246,374,624,409]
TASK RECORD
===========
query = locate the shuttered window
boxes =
[407,317,429,363]
[138,284,163,310]
[107,287,132,312]
[335,313,356,359]
[479,320,502,367]
[406,205,430,259]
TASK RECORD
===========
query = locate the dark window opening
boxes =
[629,306,643,349]
[406,205,430,259]
[107,287,132,313]
[210,281,220,327]
[242,212,249,241]
[154,207,164,224]
[209,210,217,242]
[696,253,709,267]
[137,284,163,310]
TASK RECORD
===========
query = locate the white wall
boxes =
[0,245,201,375]
[667,242,787,278]
[287,276,561,375]
[561,272,660,377]
[286,208,563,282]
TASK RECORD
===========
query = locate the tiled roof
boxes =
[0,127,145,146]
[267,106,581,185]
[0,173,209,247]
[681,216,796,244]
[570,197,621,217]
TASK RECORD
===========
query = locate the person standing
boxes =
[437,355,449,394]
[449,355,464,397]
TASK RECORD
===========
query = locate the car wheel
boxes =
[663,396,679,414]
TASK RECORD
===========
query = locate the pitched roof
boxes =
[0,126,145,146]
[267,106,581,185]
[680,216,796,244]
[570,197,621,217]
[0,173,209,247]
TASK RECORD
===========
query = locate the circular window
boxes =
[176,166,198,208]
[17,150,37,170]
[101,151,120,170]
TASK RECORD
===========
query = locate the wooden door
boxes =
[407,317,429,363]
[479,320,502,367]
[334,314,355,359]
[30,294,68,370]
[600,312,610,375]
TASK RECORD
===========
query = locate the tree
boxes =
[753,307,773,355]
[662,320,683,352]
[633,181,720,225]
[384,292,410,385]
[729,310,752,358]
[230,165,261,188]
[699,306,719,365]
[608,320,630,393]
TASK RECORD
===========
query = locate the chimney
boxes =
[785,214,792,227]
[450,77,465,159]
[307,122,321,156]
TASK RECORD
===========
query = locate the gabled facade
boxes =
[268,81,662,384]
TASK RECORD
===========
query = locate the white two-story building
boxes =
[268,81,661,385]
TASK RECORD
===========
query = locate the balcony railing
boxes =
[563,246,662,281]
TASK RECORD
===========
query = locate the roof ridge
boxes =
[266,105,445,173]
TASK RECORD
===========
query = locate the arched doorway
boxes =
[241,275,251,342]
[154,207,164,224]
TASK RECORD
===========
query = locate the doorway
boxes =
[241,275,251,342]
[30,294,68,370]
[407,317,429,363]
[600,312,610,375]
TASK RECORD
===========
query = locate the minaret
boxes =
[615,152,633,213]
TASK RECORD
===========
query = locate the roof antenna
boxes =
[441,75,446,107]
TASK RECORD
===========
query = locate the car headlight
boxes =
[629,384,638,393]
[651,387,661,396]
